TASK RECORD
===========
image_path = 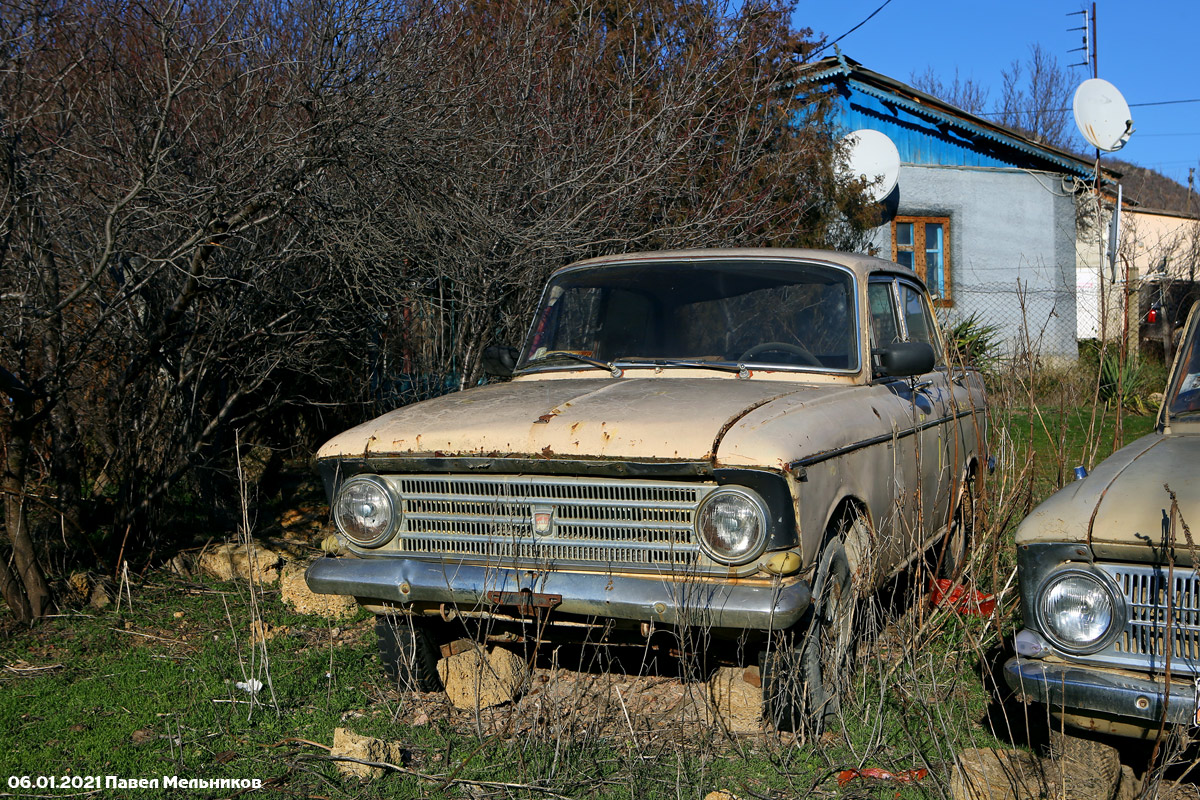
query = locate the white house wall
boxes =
[869,163,1080,362]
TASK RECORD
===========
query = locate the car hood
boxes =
[1016,431,1200,548]
[317,376,848,464]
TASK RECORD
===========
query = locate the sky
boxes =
[791,0,1200,188]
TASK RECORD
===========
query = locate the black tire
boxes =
[1046,728,1121,800]
[375,615,443,692]
[762,537,856,734]
[760,630,804,732]
[800,539,855,732]
[936,474,976,581]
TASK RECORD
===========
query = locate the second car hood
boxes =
[317,376,836,463]
[1017,432,1200,547]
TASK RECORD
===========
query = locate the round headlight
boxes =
[695,488,769,565]
[1036,568,1123,654]
[333,476,398,548]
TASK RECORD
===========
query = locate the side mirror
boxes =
[482,345,520,378]
[874,341,935,378]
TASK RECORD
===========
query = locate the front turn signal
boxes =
[763,551,801,576]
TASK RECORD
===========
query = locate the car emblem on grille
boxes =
[531,506,554,535]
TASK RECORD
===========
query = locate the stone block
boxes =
[196,542,283,585]
[707,666,762,734]
[331,728,405,779]
[279,561,357,619]
[437,644,529,710]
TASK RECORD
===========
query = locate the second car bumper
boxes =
[1004,656,1200,726]
[306,556,811,630]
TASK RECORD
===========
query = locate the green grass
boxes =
[0,572,1016,799]
[0,580,383,797]
[999,404,1158,500]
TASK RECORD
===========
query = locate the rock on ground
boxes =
[330,727,405,779]
[278,503,327,542]
[437,643,530,710]
[278,561,357,619]
[89,583,112,610]
[196,542,284,585]
[954,735,1127,800]
[66,571,92,604]
[707,666,762,734]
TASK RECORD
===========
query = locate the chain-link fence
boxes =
[939,280,1078,363]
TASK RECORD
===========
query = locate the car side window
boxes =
[868,282,900,348]
[899,282,942,367]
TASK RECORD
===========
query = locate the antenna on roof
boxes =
[839,129,900,203]
[1072,78,1133,153]
[1065,7,1092,72]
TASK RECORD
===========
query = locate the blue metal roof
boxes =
[795,54,1101,181]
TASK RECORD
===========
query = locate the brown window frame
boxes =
[891,215,952,307]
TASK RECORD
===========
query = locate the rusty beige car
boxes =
[1006,302,1200,740]
[306,248,988,730]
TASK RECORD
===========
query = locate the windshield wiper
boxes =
[535,352,623,377]
[617,357,750,377]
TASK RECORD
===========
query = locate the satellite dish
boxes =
[1073,78,1134,152]
[840,129,900,202]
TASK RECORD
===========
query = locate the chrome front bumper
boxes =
[1004,656,1199,726]
[306,556,810,630]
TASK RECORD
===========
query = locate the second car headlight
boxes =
[1036,567,1124,654]
[695,487,769,565]
[333,476,398,548]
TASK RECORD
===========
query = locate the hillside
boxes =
[1108,158,1198,214]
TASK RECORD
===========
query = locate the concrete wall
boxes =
[1076,205,1200,341]
[868,164,1080,362]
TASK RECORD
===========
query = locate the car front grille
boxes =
[374,474,721,574]
[1096,563,1200,675]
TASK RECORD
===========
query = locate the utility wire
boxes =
[973,98,1200,118]
[808,0,895,59]
[1133,98,1200,108]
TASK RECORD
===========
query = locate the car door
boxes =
[865,278,926,568]
[895,280,960,543]
[867,278,959,560]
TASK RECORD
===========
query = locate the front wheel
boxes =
[762,538,856,734]
[801,539,855,731]
[376,615,444,692]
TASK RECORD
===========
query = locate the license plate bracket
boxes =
[487,589,562,616]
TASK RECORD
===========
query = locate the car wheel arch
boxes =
[821,497,876,591]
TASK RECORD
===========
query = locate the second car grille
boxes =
[376,474,719,573]
[1097,563,1200,675]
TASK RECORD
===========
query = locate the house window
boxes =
[892,216,951,306]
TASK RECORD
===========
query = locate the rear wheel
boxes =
[936,474,976,581]
[376,615,443,692]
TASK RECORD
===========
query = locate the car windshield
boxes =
[1169,312,1200,416]
[519,259,859,373]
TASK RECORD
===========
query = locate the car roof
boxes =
[552,247,923,285]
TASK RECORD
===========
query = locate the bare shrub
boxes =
[0,0,869,619]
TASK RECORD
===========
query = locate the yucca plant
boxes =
[944,312,1001,371]
[1098,351,1148,410]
